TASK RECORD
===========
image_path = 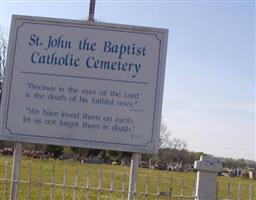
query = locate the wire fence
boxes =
[0,159,255,200]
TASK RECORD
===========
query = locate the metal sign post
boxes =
[128,153,141,200]
[10,142,22,199]
[88,0,96,21]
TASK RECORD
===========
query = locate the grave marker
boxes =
[194,155,223,200]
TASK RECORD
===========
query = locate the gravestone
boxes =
[194,155,222,200]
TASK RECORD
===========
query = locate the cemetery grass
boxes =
[0,156,255,199]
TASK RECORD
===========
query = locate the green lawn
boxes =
[0,156,255,199]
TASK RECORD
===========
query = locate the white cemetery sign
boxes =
[0,15,168,154]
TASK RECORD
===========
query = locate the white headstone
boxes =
[194,155,222,200]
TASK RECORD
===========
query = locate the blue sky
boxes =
[0,0,255,160]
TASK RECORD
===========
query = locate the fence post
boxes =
[38,164,43,200]
[2,161,8,200]
[237,183,241,200]
[72,169,79,200]
[62,167,67,200]
[227,182,231,200]
[249,183,253,200]
[10,142,22,200]
[144,175,149,200]
[194,155,222,200]
[27,162,32,200]
[85,169,90,200]
[97,168,102,200]
[109,171,115,200]
[50,165,55,200]
[180,176,184,197]
[121,173,126,200]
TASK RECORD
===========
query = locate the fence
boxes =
[0,158,255,200]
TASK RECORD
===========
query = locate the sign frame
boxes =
[0,15,168,154]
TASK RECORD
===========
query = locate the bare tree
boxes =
[171,137,187,151]
[159,121,172,148]
[159,120,187,151]
[0,30,8,101]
